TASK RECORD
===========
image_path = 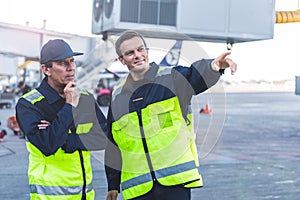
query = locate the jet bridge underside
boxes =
[0,22,95,60]
[0,22,106,85]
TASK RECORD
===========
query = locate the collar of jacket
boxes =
[38,77,64,104]
[122,62,159,93]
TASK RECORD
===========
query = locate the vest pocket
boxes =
[112,115,142,151]
[145,98,186,138]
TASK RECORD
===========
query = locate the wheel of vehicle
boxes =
[97,94,111,106]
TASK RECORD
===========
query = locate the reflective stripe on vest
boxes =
[30,183,93,196]
[122,160,197,190]
[23,89,44,104]
[68,123,93,134]
[23,89,90,105]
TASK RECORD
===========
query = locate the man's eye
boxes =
[125,51,134,56]
[137,47,145,52]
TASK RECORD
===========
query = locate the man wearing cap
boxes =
[15,39,107,200]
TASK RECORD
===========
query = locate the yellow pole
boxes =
[276,10,300,23]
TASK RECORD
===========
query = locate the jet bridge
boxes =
[92,0,276,44]
[0,22,107,87]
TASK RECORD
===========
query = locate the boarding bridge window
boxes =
[120,0,177,26]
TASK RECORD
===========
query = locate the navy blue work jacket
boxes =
[15,78,107,156]
[105,60,221,192]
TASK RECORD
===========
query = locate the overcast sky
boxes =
[0,0,300,81]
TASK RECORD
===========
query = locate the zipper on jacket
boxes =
[137,110,157,181]
[79,150,87,200]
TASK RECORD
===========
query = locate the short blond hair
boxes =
[115,30,147,57]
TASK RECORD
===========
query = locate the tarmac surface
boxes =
[1,92,300,200]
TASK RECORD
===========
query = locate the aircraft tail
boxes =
[159,40,182,66]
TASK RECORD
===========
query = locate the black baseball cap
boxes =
[40,39,83,64]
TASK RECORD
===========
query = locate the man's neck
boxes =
[47,80,66,98]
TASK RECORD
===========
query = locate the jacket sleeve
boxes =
[104,107,121,192]
[173,59,221,95]
[15,98,74,156]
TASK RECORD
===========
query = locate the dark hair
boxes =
[45,62,52,68]
[41,61,52,77]
[115,30,147,57]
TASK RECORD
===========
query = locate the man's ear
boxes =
[118,57,125,65]
[41,64,51,76]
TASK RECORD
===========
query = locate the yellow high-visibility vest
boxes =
[112,97,203,200]
[24,89,95,200]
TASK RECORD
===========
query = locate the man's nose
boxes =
[133,49,142,57]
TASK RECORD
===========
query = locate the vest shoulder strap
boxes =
[22,89,44,104]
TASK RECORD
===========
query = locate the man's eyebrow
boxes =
[124,45,145,54]
[124,50,134,54]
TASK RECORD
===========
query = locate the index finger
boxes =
[218,52,231,60]
[65,81,76,89]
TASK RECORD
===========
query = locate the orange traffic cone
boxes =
[200,103,212,114]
